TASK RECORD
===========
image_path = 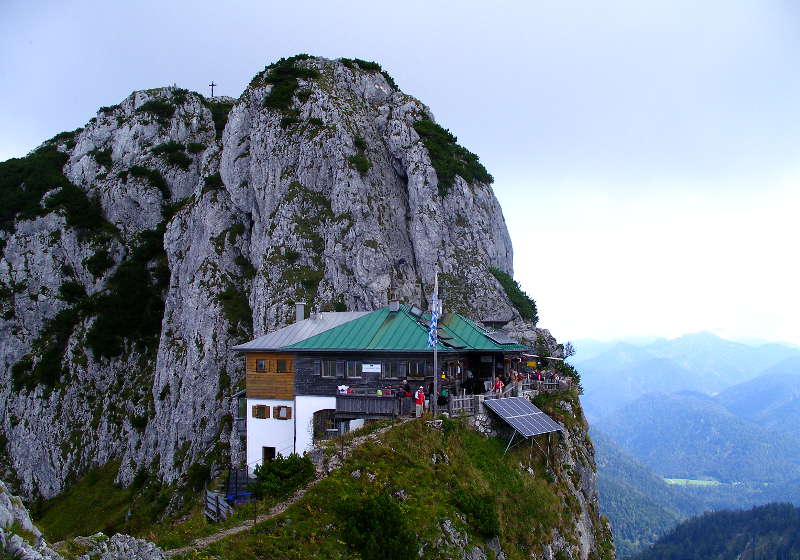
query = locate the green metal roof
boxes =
[283,304,527,352]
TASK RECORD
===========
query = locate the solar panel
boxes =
[483,397,563,437]
[486,331,518,345]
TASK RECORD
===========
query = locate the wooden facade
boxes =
[245,352,295,399]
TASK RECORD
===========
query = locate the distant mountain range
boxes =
[573,332,800,420]
[596,390,800,483]
[579,333,800,556]
[632,502,800,560]
[592,429,704,558]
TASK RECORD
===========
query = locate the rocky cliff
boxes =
[0,55,528,500]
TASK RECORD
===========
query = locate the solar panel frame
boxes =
[484,397,563,437]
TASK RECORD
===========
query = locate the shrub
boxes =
[171,88,190,105]
[340,58,398,89]
[129,166,169,198]
[412,119,493,196]
[186,462,210,490]
[489,267,538,324]
[58,281,86,303]
[186,142,206,154]
[308,117,324,127]
[348,154,370,174]
[202,172,223,193]
[16,307,82,390]
[280,112,300,128]
[86,226,168,359]
[44,183,114,235]
[216,283,252,337]
[84,248,114,277]
[353,135,367,151]
[250,453,315,499]
[135,99,175,124]
[452,487,500,538]
[206,100,234,139]
[338,492,416,560]
[262,56,320,111]
[89,148,113,169]
[0,145,73,231]
[152,141,191,169]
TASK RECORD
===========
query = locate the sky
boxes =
[2,0,799,344]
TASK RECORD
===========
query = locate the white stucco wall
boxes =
[295,395,337,454]
[246,398,295,473]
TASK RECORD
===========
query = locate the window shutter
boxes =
[273,405,293,420]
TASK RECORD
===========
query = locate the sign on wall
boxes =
[362,363,382,373]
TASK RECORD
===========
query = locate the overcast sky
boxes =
[2,0,799,344]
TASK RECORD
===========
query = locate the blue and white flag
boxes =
[427,297,439,348]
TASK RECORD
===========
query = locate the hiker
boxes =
[415,386,425,418]
[437,388,449,407]
[493,377,505,395]
[426,382,434,411]
[402,379,411,396]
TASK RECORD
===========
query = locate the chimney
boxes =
[295,301,306,323]
[389,298,400,312]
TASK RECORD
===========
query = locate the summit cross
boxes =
[209,81,217,98]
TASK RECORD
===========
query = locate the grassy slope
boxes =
[31,391,612,559]
[33,463,175,541]
[177,390,613,560]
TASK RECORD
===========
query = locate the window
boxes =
[382,361,401,379]
[263,446,276,463]
[276,359,288,373]
[252,405,269,419]
[346,361,361,379]
[397,360,408,378]
[407,360,429,377]
[255,359,266,372]
[322,360,336,378]
[312,359,322,376]
[336,360,346,378]
[273,405,292,420]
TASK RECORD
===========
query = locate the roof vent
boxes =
[295,301,306,323]
[389,299,400,312]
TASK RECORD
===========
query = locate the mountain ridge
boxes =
[0,55,537,500]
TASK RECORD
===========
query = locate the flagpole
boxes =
[432,272,438,417]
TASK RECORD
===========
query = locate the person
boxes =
[437,388,449,407]
[493,377,505,395]
[426,382,434,411]
[414,386,425,418]
[402,379,411,396]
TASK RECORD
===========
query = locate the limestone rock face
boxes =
[0,57,522,498]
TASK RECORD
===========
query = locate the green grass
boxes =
[180,413,585,560]
[34,463,172,541]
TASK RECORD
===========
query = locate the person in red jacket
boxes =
[414,386,425,418]
[493,377,505,395]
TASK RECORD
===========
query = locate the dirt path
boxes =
[165,420,407,557]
